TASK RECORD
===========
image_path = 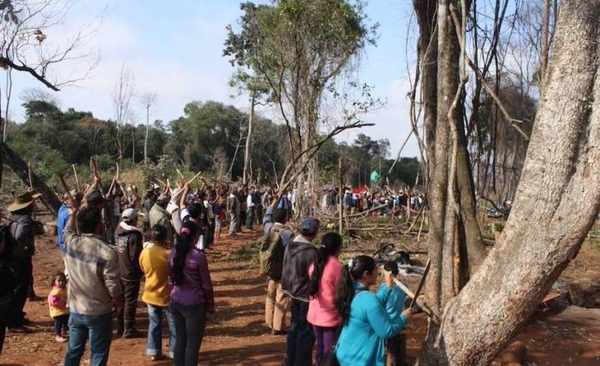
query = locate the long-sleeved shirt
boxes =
[307,255,343,327]
[262,204,294,246]
[168,247,214,308]
[335,284,408,366]
[56,204,70,253]
[63,227,123,316]
[48,285,69,318]
[139,244,171,307]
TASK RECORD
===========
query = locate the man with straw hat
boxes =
[5,189,42,333]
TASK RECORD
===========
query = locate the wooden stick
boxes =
[28,163,34,188]
[58,173,73,201]
[176,168,185,181]
[72,164,81,191]
[393,277,440,324]
[154,178,166,187]
[187,171,203,185]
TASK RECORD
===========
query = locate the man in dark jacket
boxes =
[281,217,319,366]
[114,208,143,338]
[6,190,41,333]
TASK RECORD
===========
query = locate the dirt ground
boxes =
[1,226,600,366]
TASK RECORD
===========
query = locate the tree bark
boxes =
[243,91,255,185]
[1,142,62,216]
[417,1,600,364]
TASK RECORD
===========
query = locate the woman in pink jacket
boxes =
[307,232,343,365]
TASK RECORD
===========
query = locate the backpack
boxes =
[259,226,286,280]
[0,221,24,260]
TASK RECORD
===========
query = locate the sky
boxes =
[3,0,421,158]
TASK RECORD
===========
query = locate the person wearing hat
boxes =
[280,216,320,366]
[5,189,42,333]
[57,190,84,276]
[114,208,143,338]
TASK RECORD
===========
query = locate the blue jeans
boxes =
[170,302,207,366]
[286,299,315,366]
[63,312,112,366]
[147,304,176,358]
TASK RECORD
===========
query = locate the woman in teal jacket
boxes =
[334,256,412,366]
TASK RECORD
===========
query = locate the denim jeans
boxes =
[286,299,315,366]
[170,302,207,366]
[147,304,176,358]
[63,312,113,366]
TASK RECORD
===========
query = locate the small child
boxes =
[47,272,69,342]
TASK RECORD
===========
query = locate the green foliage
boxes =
[8,139,68,187]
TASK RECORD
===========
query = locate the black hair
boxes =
[272,208,288,224]
[334,255,376,324]
[151,224,167,242]
[384,260,399,275]
[308,232,343,296]
[187,202,203,219]
[77,206,101,234]
[172,221,199,286]
[50,271,67,288]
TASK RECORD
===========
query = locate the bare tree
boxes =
[140,92,156,165]
[112,63,135,161]
[0,0,100,195]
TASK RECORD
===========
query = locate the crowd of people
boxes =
[0,176,414,366]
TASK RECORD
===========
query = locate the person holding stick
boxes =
[333,255,412,366]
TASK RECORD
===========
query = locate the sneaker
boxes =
[271,329,287,335]
[150,355,164,361]
[55,335,68,343]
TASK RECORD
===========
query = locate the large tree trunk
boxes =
[1,142,62,215]
[417,1,600,364]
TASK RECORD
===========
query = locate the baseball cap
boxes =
[299,217,320,235]
[122,208,138,222]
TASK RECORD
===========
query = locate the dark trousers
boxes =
[170,302,207,366]
[7,258,31,327]
[117,280,140,332]
[286,299,315,366]
[53,314,69,335]
[205,222,215,248]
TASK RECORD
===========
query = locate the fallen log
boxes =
[1,142,61,216]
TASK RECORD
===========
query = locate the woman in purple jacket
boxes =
[168,221,214,366]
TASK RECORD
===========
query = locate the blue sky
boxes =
[4,0,420,158]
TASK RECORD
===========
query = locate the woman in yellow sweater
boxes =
[139,224,175,361]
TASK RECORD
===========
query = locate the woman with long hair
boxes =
[168,221,214,366]
[307,232,344,365]
[333,255,412,366]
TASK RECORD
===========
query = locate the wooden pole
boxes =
[28,163,33,189]
[72,164,81,191]
[187,171,203,185]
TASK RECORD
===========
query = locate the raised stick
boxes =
[187,171,203,185]
[72,164,81,191]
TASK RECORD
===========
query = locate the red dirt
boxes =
[1,228,599,366]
